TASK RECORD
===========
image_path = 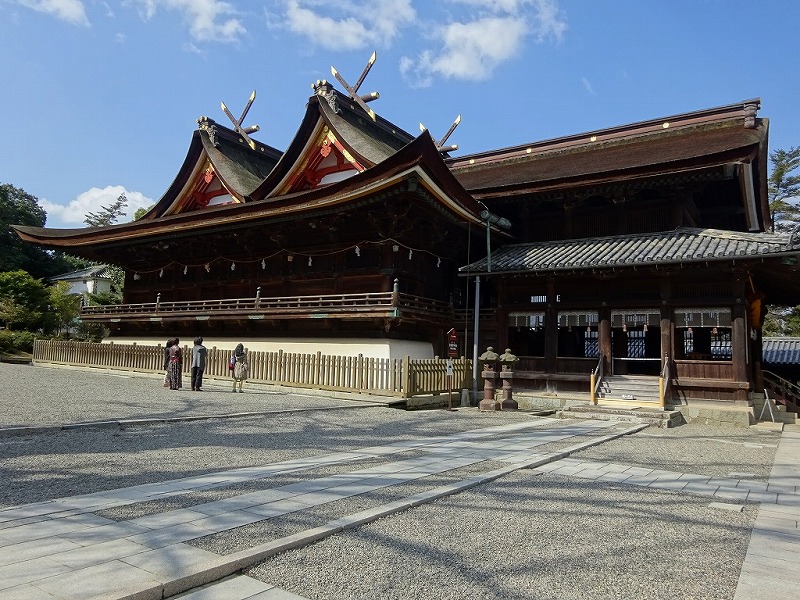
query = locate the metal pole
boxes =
[472,275,480,404]
[486,219,492,273]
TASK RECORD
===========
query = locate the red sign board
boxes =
[447,328,458,358]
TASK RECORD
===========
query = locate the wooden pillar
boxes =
[753,326,764,393]
[545,280,558,374]
[660,305,672,365]
[732,301,748,385]
[599,306,611,375]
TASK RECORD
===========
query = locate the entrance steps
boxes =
[750,392,797,424]
[559,403,683,428]
[597,374,661,403]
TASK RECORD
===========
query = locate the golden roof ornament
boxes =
[219,90,261,150]
[419,114,462,154]
[330,51,381,121]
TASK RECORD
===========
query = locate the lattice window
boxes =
[711,329,732,360]
[584,329,599,358]
[627,330,646,358]
[684,328,694,355]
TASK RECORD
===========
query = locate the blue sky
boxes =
[2,0,799,228]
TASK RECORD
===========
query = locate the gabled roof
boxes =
[251,83,415,199]
[139,118,282,220]
[13,132,491,263]
[460,227,800,275]
[49,265,113,282]
[449,99,767,200]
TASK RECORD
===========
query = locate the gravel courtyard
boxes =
[0,361,785,599]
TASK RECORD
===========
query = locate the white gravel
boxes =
[0,362,783,599]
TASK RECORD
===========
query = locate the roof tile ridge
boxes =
[448,99,762,170]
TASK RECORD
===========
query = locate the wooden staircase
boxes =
[596,374,662,404]
[564,373,682,428]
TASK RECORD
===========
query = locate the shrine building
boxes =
[15,59,800,407]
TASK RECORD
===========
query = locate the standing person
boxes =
[167,338,183,390]
[191,337,207,391]
[231,343,248,393]
[163,338,174,387]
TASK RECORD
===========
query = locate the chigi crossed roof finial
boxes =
[220,90,261,149]
[419,114,462,154]
[330,51,381,121]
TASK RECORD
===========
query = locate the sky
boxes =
[1,0,799,229]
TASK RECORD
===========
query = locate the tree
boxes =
[0,270,49,331]
[768,147,800,232]
[0,183,67,278]
[762,148,800,337]
[84,192,128,227]
[47,281,81,335]
[133,206,152,221]
[82,193,128,301]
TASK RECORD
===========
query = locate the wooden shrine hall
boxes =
[14,56,800,408]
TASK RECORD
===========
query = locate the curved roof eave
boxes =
[454,121,767,199]
[13,132,491,250]
[249,100,325,199]
[137,131,206,220]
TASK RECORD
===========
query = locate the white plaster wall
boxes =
[103,336,435,360]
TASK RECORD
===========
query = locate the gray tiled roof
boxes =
[461,227,800,274]
[763,337,800,365]
[50,265,112,281]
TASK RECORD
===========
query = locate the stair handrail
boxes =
[590,355,604,404]
[659,354,671,409]
[762,370,800,415]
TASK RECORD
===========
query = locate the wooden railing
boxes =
[763,370,800,415]
[32,339,472,399]
[80,292,452,320]
[590,355,604,405]
[659,355,671,408]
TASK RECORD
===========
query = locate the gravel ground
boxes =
[0,362,785,599]
[248,471,756,600]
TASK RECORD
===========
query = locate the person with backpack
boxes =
[231,343,248,393]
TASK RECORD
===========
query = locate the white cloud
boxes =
[126,0,246,43]
[401,0,567,87]
[582,76,595,95]
[279,0,416,50]
[406,16,528,85]
[40,186,153,228]
[13,0,89,25]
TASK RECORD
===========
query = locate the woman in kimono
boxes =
[167,338,183,390]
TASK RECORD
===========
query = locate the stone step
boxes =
[598,377,661,402]
[561,404,682,428]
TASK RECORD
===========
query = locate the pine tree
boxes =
[84,193,128,227]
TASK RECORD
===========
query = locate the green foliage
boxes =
[133,206,152,221]
[0,270,49,331]
[84,192,128,227]
[58,253,94,271]
[764,305,800,337]
[769,147,800,232]
[763,147,800,336]
[0,183,70,278]
[74,321,108,342]
[0,329,36,354]
[48,281,81,335]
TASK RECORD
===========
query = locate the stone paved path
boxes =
[0,418,634,599]
[2,418,799,599]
